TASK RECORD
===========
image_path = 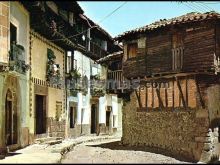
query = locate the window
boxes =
[66,51,77,73]
[172,33,184,70]
[127,43,137,59]
[10,23,17,45]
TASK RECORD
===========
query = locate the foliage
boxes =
[90,73,101,80]
[8,44,30,74]
[91,87,105,97]
[69,89,78,97]
[46,49,62,86]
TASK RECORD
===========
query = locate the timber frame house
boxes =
[115,11,220,162]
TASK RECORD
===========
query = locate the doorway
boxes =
[91,104,97,134]
[5,89,17,145]
[70,106,77,128]
[106,106,112,133]
[35,95,46,134]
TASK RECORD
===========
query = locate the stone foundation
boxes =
[47,118,66,138]
[122,91,219,162]
[68,124,90,138]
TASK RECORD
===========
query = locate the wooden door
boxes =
[35,95,46,134]
[91,104,97,134]
[5,90,17,145]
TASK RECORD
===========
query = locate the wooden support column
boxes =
[156,88,164,109]
[151,82,154,108]
[145,84,148,111]
[195,75,205,109]
[175,76,187,110]
[165,88,168,108]
[135,88,142,109]
[185,77,188,107]
[172,78,174,110]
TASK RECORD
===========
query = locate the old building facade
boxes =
[0,1,123,157]
[0,1,30,154]
[65,12,123,137]
[115,12,220,162]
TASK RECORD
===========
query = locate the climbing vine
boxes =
[46,48,62,86]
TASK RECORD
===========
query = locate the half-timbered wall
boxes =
[122,74,220,162]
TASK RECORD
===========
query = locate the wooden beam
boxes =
[135,89,142,108]
[152,82,154,108]
[195,76,205,109]
[175,77,187,110]
[156,88,164,109]
[185,77,188,107]
[172,78,174,110]
[165,88,168,108]
[145,85,148,111]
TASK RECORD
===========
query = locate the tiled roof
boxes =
[97,51,123,63]
[114,11,220,41]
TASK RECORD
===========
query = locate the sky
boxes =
[77,1,220,37]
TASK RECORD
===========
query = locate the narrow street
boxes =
[61,138,191,164]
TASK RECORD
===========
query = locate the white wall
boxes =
[66,51,123,132]
[99,95,106,124]
[67,50,91,125]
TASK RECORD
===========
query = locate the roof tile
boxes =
[115,11,220,41]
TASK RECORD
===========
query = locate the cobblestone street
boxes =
[61,138,192,164]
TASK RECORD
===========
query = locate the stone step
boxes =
[35,137,63,144]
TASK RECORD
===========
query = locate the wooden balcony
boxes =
[90,41,107,59]
[9,44,30,74]
[107,70,128,93]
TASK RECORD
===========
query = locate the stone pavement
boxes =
[0,134,117,164]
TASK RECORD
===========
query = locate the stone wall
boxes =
[122,91,218,162]
[68,124,90,138]
[47,118,66,138]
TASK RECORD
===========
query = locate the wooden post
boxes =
[195,75,205,109]
[175,76,187,110]
[156,88,164,109]
[152,82,154,108]
[145,84,148,111]
[172,78,174,110]
[185,77,188,107]
[135,89,142,109]
[165,88,168,108]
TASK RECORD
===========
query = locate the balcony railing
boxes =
[90,75,106,97]
[9,43,30,74]
[90,41,107,59]
[107,70,127,92]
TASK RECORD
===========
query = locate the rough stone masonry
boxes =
[122,76,220,163]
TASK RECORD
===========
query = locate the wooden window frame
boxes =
[127,43,138,59]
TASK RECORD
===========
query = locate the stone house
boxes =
[0,1,30,154]
[115,11,220,162]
